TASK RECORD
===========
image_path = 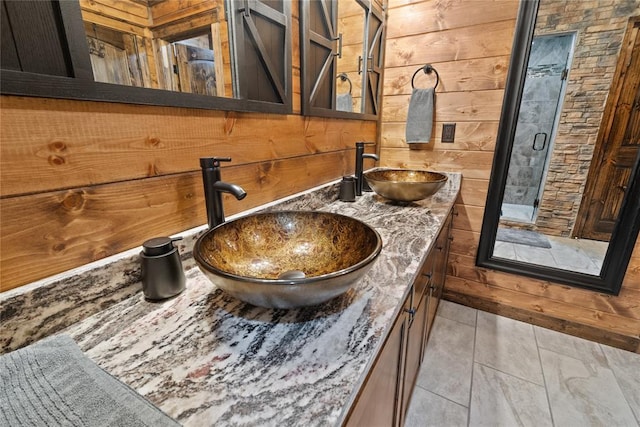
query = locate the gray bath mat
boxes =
[0,334,179,427]
[496,228,552,249]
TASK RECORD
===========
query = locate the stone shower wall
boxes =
[534,0,640,237]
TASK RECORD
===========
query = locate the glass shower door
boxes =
[501,33,574,223]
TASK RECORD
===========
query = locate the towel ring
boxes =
[411,64,439,90]
[337,73,352,95]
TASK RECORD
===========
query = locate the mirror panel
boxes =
[362,3,383,116]
[0,0,292,114]
[304,0,338,110]
[80,0,232,97]
[336,0,365,113]
[300,0,384,120]
[476,0,640,295]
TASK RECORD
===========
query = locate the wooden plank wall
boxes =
[0,2,377,291]
[381,0,640,352]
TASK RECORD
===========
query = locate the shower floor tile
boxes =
[501,203,534,222]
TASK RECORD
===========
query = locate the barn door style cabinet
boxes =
[345,209,453,426]
[300,0,385,120]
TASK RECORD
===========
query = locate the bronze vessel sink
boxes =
[193,211,382,309]
[364,169,448,202]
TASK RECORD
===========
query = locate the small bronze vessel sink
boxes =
[193,211,382,309]
[364,169,448,202]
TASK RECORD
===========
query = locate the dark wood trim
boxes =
[0,69,291,114]
[476,0,640,295]
[57,0,93,80]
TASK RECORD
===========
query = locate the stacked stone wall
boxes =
[533,0,639,237]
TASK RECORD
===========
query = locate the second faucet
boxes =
[355,142,379,196]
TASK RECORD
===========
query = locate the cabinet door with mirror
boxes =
[300,0,385,120]
[1,0,291,113]
[477,0,640,295]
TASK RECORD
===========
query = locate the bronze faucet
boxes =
[355,142,379,196]
[200,157,247,228]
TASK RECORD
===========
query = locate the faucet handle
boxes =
[212,157,232,167]
[200,157,232,168]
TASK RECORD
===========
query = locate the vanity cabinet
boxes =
[344,208,453,426]
[400,286,428,424]
[426,210,453,341]
[345,296,410,426]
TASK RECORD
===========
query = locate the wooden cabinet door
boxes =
[345,298,409,427]
[229,0,291,104]
[427,210,453,338]
[1,0,72,76]
[400,291,428,425]
[362,2,384,116]
[302,0,338,111]
[414,250,435,300]
[576,19,640,241]
[174,43,217,96]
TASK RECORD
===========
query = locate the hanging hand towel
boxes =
[405,87,435,143]
[336,93,353,112]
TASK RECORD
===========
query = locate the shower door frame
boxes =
[530,31,577,222]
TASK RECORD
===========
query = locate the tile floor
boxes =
[493,234,608,275]
[501,203,535,223]
[405,300,640,427]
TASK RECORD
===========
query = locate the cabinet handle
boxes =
[405,307,416,326]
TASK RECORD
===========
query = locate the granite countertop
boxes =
[1,172,461,426]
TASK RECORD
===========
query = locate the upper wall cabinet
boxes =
[300,0,386,120]
[0,0,292,114]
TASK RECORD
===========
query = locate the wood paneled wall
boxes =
[381,0,640,352]
[0,2,377,291]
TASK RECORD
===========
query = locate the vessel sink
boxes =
[193,211,382,309]
[364,169,448,202]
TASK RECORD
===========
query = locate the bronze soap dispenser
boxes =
[140,236,186,300]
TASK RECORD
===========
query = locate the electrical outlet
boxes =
[442,123,456,143]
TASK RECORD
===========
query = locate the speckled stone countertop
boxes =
[1,172,460,426]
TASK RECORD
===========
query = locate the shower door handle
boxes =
[532,133,548,151]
